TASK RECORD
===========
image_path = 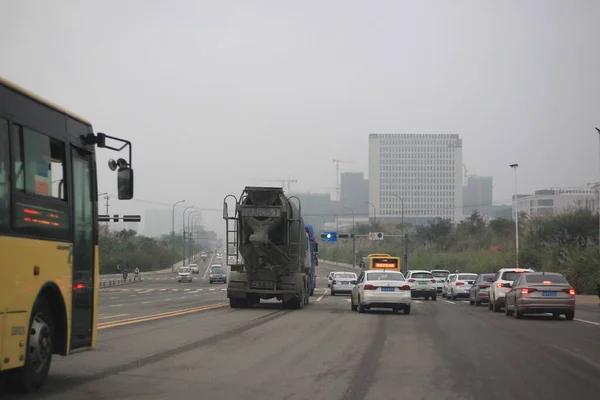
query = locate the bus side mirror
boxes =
[117,168,134,200]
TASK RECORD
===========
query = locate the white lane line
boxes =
[203,253,217,279]
[184,288,191,291]
[209,288,215,291]
[109,297,118,299]
[574,318,600,326]
[180,296,188,299]
[443,300,456,304]
[141,301,151,304]
[194,294,199,297]
[159,289,167,291]
[109,304,124,307]
[165,298,172,301]
[221,288,226,291]
[316,289,330,301]
[413,300,422,304]
[171,289,179,292]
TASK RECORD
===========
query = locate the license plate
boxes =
[437,280,445,283]
[341,281,349,285]
[418,282,428,285]
[542,291,557,297]
[381,287,395,292]
[465,290,470,293]
[250,280,274,289]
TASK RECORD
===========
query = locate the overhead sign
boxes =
[368,232,384,241]
[320,231,338,243]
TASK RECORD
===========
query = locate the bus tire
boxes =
[13,297,54,393]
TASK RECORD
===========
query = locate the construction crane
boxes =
[251,178,298,192]
[332,159,355,201]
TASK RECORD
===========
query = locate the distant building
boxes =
[287,192,334,234]
[340,172,369,217]
[369,133,463,224]
[514,188,596,217]
[463,175,493,216]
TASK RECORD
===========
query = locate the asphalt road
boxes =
[4,260,600,400]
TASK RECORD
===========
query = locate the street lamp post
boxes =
[595,128,600,249]
[182,205,195,266]
[344,206,356,268]
[186,211,201,263]
[391,194,406,272]
[510,164,519,268]
[171,200,185,271]
[366,202,377,249]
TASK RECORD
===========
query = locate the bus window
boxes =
[12,125,67,200]
[0,118,9,229]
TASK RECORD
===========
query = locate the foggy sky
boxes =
[1,0,598,236]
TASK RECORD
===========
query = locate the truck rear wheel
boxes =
[12,297,54,393]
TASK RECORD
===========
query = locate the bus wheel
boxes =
[14,297,54,393]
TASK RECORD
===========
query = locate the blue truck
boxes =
[304,223,318,296]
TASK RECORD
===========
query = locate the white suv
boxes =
[489,268,534,312]
[405,270,437,300]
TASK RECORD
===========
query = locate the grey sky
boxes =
[1,0,598,235]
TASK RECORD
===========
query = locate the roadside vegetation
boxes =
[98,226,207,274]
[318,208,600,294]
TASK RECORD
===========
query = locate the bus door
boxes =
[70,147,95,349]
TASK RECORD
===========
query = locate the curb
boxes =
[99,276,143,288]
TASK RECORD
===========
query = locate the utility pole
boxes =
[510,164,520,268]
[104,195,110,229]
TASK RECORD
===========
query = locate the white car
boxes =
[330,272,357,295]
[177,267,193,283]
[405,270,437,300]
[327,272,335,287]
[350,270,411,314]
[188,264,199,274]
[489,268,534,312]
[430,269,450,293]
[446,273,478,300]
[442,274,457,297]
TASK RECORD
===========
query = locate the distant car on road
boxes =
[178,266,193,283]
[330,272,358,296]
[504,272,575,320]
[188,264,199,274]
[209,265,227,284]
[430,269,450,293]
[489,268,535,312]
[350,270,411,314]
[469,273,495,306]
[446,273,478,300]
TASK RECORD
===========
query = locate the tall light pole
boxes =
[171,200,185,271]
[191,216,203,262]
[344,206,356,268]
[595,128,600,250]
[392,194,406,272]
[186,211,201,263]
[182,205,195,266]
[391,194,404,233]
[366,202,377,249]
[510,164,519,268]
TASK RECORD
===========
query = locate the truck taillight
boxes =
[73,283,85,290]
[364,284,377,290]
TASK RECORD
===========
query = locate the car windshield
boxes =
[458,274,478,280]
[501,271,529,281]
[411,272,432,279]
[179,268,190,273]
[334,273,356,279]
[431,271,449,278]
[367,272,405,281]
[526,274,568,284]
[211,268,223,274]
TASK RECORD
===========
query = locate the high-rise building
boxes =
[463,175,493,216]
[340,172,369,216]
[368,133,463,224]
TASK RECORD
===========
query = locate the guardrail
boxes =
[99,275,142,288]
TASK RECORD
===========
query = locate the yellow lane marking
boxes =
[98,302,228,330]
[98,313,129,320]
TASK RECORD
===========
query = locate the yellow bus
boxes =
[0,76,135,392]
[359,253,401,272]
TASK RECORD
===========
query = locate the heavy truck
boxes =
[223,186,317,309]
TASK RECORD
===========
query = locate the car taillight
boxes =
[398,285,411,290]
[480,284,489,289]
[73,283,85,290]
[430,279,436,283]
[521,288,537,294]
[496,282,504,288]
[562,288,576,295]
[364,284,377,290]
[455,282,464,286]
[408,279,415,283]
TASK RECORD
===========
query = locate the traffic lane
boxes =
[428,298,600,399]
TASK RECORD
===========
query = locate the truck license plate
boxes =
[250,280,274,289]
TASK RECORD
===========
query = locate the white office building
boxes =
[369,133,463,224]
[514,187,596,217]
